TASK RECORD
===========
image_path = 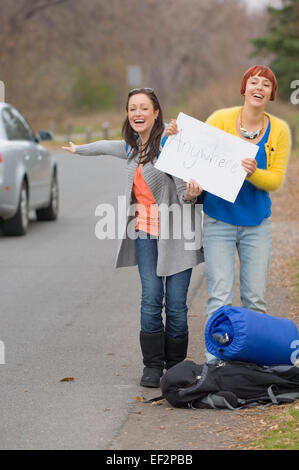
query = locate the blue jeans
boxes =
[135,231,192,337]
[203,215,272,319]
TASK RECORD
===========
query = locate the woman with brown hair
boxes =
[63,88,203,386]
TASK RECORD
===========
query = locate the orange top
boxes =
[132,166,159,236]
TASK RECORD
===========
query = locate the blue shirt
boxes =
[202,121,271,226]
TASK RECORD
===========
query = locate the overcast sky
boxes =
[243,0,282,10]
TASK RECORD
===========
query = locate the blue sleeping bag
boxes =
[205,306,299,366]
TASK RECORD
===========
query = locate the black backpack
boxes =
[157,360,299,410]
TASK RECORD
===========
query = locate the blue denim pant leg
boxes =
[136,231,192,337]
[136,232,164,334]
[237,217,272,314]
[165,269,192,337]
[203,215,272,363]
[203,215,272,318]
[203,215,237,319]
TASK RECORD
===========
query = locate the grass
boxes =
[249,256,299,451]
[250,406,299,450]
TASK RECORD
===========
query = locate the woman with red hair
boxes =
[167,65,291,362]
[202,65,291,360]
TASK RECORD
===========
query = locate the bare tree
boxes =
[0,0,268,123]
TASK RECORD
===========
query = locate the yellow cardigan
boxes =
[206,106,291,191]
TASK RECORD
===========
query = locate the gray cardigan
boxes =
[76,139,204,276]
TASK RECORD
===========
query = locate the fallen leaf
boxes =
[151,399,165,406]
[60,377,75,382]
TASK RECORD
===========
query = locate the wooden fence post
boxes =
[102,122,109,139]
[85,128,92,143]
[66,123,73,142]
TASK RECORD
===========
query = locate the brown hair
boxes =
[122,89,164,164]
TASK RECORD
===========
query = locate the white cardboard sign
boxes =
[155,112,259,203]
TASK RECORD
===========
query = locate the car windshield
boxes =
[2,107,36,142]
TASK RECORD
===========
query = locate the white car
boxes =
[0,103,58,235]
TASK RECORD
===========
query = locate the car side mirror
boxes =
[36,130,54,142]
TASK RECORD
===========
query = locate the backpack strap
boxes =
[274,392,299,403]
[267,385,299,405]
[202,393,238,410]
[125,142,130,158]
[141,394,164,403]
[267,385,279,404]
[159,134,168,155]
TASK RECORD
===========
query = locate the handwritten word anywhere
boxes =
[168,129,241,174]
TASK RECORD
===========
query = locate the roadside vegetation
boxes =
[246,136,299,451]
[249,405,299,450]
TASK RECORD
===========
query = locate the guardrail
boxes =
[51,122,120,143]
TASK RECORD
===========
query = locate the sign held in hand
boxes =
[155,112,259,203]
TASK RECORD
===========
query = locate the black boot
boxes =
[139,331,165,387]
[165,334,188,370]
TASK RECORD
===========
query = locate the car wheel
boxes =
[36,171,59,221]
[2,180,29,236]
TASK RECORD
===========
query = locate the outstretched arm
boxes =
[62,140,127,159]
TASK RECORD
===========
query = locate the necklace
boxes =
[240,108,265,140]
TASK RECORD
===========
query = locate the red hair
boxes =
[240,65,277,101]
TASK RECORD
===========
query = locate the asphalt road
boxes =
[0,150,202,450]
